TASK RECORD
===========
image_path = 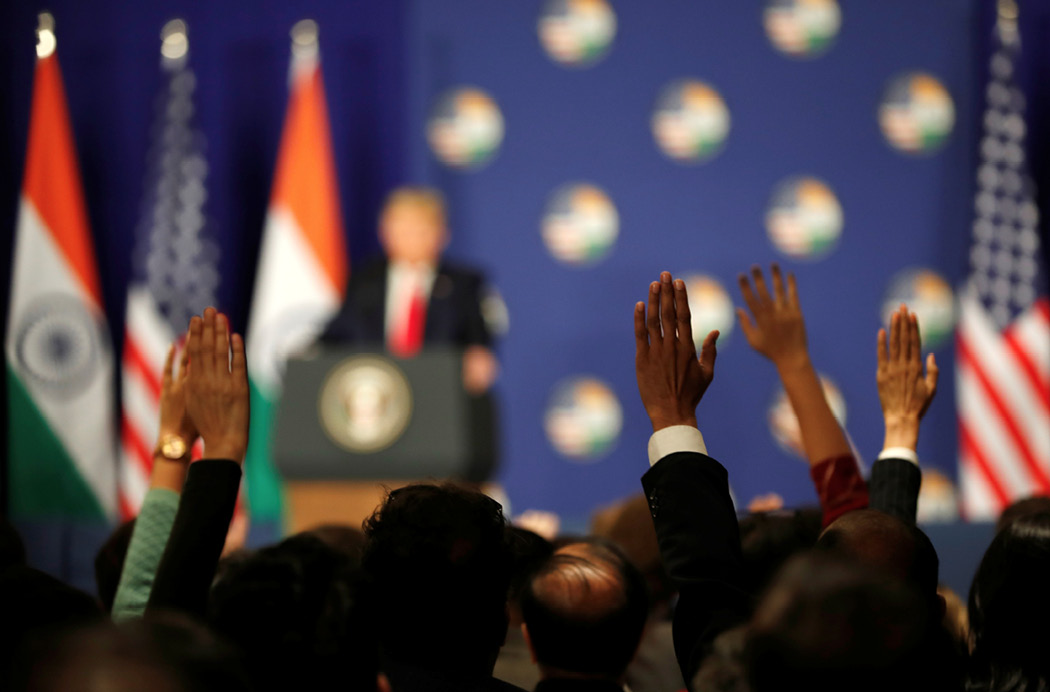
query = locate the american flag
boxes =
[957,13,1050,520]
[118,21,219,518]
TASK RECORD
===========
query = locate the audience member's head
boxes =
[0,565,102,684]
[746,552,930,692]
[208,532,377,692]
[9,621,186,692]
[362,483,512,679]
[303,523,368,561]
[520,539,648,682]
[968,511,1050,692]
[692,625,751,692]
[996,494,1050,533]
[738,507,822,597]
[590,493,673,609]
[817,509,939,600]
[379,186,449,265]
[95,518,136,612]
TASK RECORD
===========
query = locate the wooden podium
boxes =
[273,347,497,532]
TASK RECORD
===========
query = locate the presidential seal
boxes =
[318,356,413,454]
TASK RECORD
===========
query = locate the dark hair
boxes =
[747,552,930,692]
[208,533,376,692]
[519,539,648,679]
[0,565,102,684]
[817,508,940,598]
[506,526,554,602]
[996,496,1050,533]
[738,507,822,596]
[968,511,1050,692]
[361,483,512,678]
[95,518,136,612]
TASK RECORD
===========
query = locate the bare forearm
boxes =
[777,357,851,465]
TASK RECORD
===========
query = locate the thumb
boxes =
[699,330,719,378]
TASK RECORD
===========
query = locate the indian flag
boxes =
[244,20,347,527]
[5,16,117,521]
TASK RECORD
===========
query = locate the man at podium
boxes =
[321,186,498,393]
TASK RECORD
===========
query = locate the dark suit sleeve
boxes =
[641,452,752,686]
[146,459,241,617]
[868,457,922,524]
[460,271,491,347]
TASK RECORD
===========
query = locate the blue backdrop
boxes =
[4,0,1050,589]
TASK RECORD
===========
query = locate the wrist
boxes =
[648,412,698,433]
[202,438,247,462]
[883,416,920,450]
[774,353,813,376]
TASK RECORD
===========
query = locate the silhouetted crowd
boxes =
[2,266,1049,692]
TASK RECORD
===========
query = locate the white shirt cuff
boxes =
[647,426,707,466]
[878,447,919,466]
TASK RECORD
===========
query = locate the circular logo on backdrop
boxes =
[15,295,105,398]
[542,183,619,266]
[538,0,617,68]
[427,87,504,170]
[879,73,955,154]
[319,356,413,454]
[651,80,730,164]
[681,274,735,349]
[765,176,843,260]
[880,268,956,351]
[763,0,841,58]
[768,374,846,458]
[544,377,623,461]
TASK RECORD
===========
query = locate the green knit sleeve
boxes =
[111,487,180,621]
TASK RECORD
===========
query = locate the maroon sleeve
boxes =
[809,454,869,527]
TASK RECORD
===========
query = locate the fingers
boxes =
[674,278,695,352]
[659,272,675,348]
[187,315,203,380]
[770,263,786,307]
[925,352,940,395]
[634,302,648,355]
[646,282,661,343]
[908,313,921,363]
[751,265,772,306]
[200,307,217,378]
[738,273,760,317]
[231,333,248,387]
[216,311,231,373]
[699,330,719,380]
[876,328,887,369]
[786,272,799,309]
[162,343,175,386]
[888,308,902,362]
[178,337,191,381]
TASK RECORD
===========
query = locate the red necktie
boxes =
[391,282,426,357]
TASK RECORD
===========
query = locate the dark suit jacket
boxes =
[147,459,241,618]
[641,452,752,687]
[321,258,491,347]
[868,457,922,524]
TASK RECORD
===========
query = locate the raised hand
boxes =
[157,340,197,449]
[634,271,719,432]
[737,263,852,466]
[737,264,808,371]
[876,304,939,450]
[185,307,250,462]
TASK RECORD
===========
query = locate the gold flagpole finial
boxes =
[36,12,56,58]
[161,19,189,62]
[291,19,319,59]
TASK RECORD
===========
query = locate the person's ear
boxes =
[376,673,392,692]
[522,623,538,664]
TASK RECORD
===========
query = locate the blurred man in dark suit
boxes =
[321,186,497,393]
